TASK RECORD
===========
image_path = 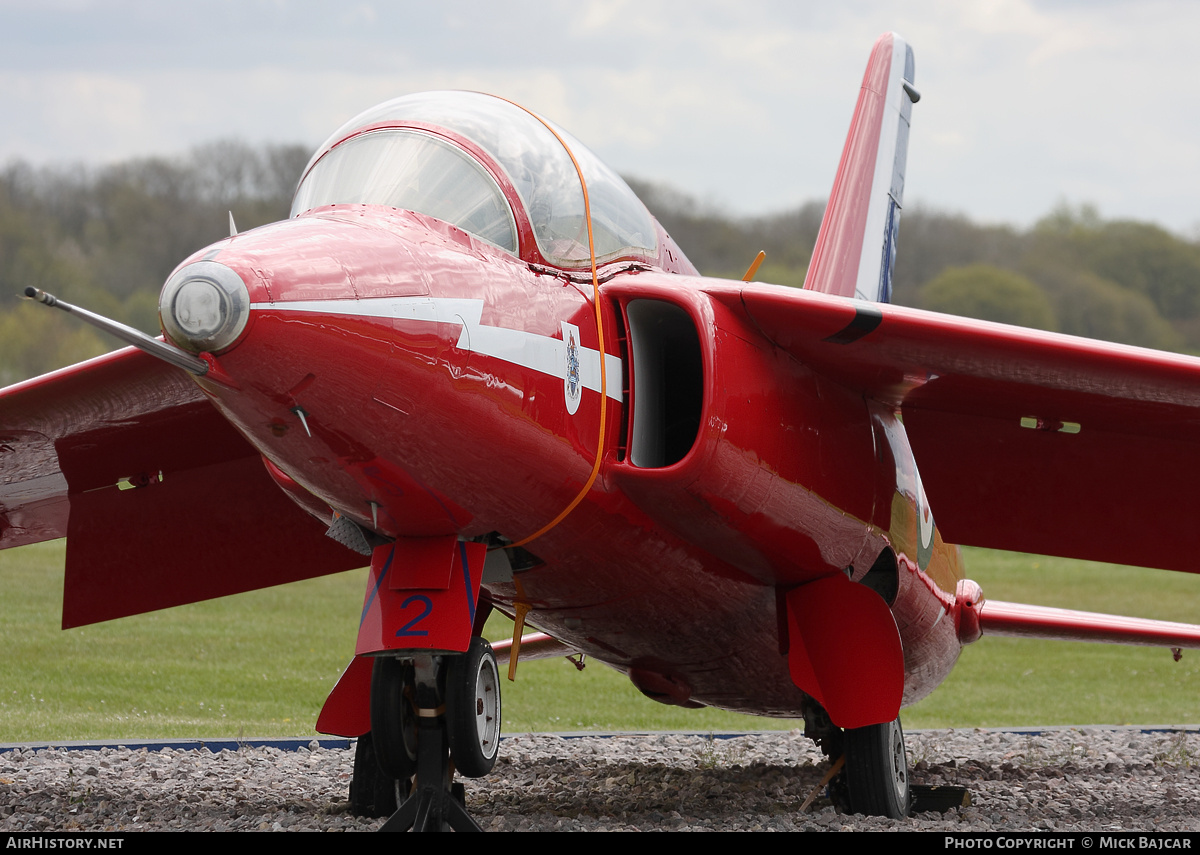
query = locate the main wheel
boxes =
[445,637,502,778]
[369,656,418,782]
[349,731,401,818]
[844,717,910,818]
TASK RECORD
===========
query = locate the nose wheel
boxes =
[356,638,501,832]
[446,637,502,778]
[844,716,911,819]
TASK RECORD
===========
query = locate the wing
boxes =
[0,347,364,627]
[978,600,1200,647]
[709,282,1200,577]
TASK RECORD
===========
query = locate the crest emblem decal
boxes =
[562,321,582,414]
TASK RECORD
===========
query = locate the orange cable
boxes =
[500,99,608,550]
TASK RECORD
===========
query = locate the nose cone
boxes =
[159,260,252,354]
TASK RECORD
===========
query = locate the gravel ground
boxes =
[1,728,1198,831]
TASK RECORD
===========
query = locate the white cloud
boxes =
[1,1,1198,232]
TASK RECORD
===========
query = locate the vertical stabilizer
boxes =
[804,33,918,303]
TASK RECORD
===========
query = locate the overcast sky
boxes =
[3,0,1198,236]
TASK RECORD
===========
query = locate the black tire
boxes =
[369,656,418,781]
[445,637,502,778]
[845,717,910,818]
[349,732,400,818]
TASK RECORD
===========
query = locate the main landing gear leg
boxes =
[369,638,501,832]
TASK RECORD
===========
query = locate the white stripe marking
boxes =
[252,297,623,402]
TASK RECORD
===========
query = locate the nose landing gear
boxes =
[446,637,503,779]
[357,638,501,832]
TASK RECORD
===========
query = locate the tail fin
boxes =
[804,33,918,303]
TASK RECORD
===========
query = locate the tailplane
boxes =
[804,32,918,303]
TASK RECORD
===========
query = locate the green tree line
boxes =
[2,149,1198,387]
[634,179,1200,353]
[0,142,307,386]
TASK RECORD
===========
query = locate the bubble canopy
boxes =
[291,92,659,268]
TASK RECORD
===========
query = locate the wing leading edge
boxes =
[709,282,1200,577]
[0,347,364,627]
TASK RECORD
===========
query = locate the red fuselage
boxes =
[174,203,966,717]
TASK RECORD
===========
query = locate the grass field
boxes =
[1,540,1198,741]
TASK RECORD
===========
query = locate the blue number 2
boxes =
[395,595,433,637]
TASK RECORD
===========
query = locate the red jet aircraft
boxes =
[6,33,1200,829]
